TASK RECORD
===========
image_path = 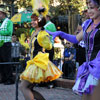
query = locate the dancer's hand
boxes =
[46,30,61,40]
[46,30,79,44]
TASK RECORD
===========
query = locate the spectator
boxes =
[53,48,61,66]
[0,5,14,85]
[62,41,76,79]
[11,34,25,62]
[44,14,56,61]
[44,14,57,88]
[11,34,25,73]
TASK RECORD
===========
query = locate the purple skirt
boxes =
[73,51,100,95]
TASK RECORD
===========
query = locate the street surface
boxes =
[0,84,81,100]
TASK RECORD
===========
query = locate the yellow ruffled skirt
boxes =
[20,52,63,83]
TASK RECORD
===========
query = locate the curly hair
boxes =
[31,14,46,28]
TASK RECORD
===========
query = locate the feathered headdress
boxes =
[31,0,50,16]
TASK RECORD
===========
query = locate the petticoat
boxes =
[72,73,98,95]
[20,52,63,83]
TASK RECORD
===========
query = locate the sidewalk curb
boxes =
[54,78,75,89]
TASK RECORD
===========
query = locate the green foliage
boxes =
[49,0,86,16]
[16,0,32,8]
[69,0,86,14]
[49,5,66,17]
[2,0,13,4]
[2,0,86,17]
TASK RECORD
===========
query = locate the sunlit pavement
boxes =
[0,83,81,100]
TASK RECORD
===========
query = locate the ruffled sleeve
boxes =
[37,30,52,50]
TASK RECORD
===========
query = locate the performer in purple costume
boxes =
[46,0,100,100]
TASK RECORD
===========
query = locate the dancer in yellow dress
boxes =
[19,12,62,100]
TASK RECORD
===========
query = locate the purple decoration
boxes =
[76,51,100,80]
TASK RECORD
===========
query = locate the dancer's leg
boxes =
[29,84,46,100]
[32,90,46,100]
[91,81,100,100]
[19,80,34,100]
[82,94,91,100]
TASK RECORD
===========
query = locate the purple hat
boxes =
[87,0,100,6]
[92,0,100,5]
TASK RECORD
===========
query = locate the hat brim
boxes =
[0,8,7,14]
[0,10,7,14]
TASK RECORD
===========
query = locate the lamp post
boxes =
[11,0,15,17]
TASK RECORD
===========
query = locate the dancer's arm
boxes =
[46,30,83,44]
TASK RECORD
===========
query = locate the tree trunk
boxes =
[68,13,78,34]
[72,14,78,34]
[68,10,72,34]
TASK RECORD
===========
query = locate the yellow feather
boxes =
[31,0,50,16]
[19,34,29,49]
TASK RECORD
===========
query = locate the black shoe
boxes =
[0,80,5,84]
[0,79,7,84]
[4,80,15,85]
[47,84,54,89]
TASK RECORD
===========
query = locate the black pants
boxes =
[0,42,13,81]
[62,61,76,79]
